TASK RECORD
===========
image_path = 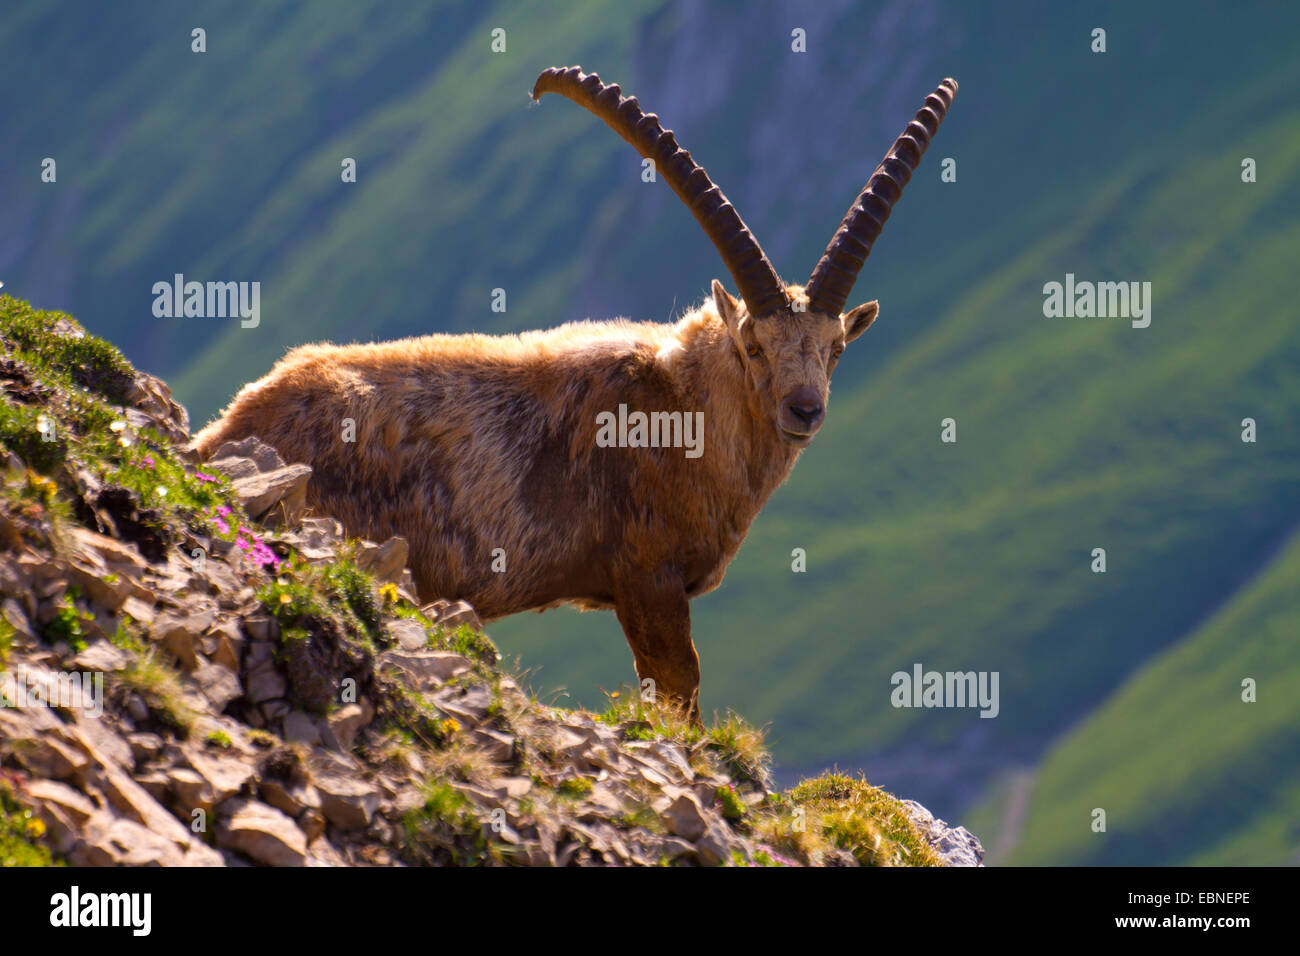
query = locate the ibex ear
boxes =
[712,279,741,329]
[842,300,879,343]
[712,279,750,361]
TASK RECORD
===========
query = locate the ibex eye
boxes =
[747,344,761,357]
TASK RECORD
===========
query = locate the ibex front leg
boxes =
[613,567,701,723]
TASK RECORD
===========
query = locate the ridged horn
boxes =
[532,66,790,317]
[805,78,958,317]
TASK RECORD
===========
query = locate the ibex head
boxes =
[532,67,957,447]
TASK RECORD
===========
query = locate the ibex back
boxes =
[194,67,957,719]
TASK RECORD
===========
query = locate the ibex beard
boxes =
[193,67,956,722]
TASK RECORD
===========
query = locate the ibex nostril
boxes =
[788,402,824,426]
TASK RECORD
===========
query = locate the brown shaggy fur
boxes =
[194,283,879,716]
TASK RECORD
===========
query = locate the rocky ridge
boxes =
[0,294,982,867]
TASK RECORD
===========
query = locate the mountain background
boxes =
[2,0,1296,864]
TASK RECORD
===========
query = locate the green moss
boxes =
[742,848,788,867]
[413,781,471,824]
[715,784,746,823]
[401,780,497,866]
[702,714,770,790]
[774,771,944,867]
[0,296,244,563]
[260,552,411,656]
[376,678,460,750]
[41,586,92,652]
[614,805,662,832]
[109,619,145,654]
[324,559,382,635]
[4,470,69,522]
[103,427,231,516]
[621,722,655,742]
[556,777,593,800]
[0,616,14,665]
[112,645,197,737]
[593,692,770,790]
[247,729,277,749]
[257,555,326,629]
[0,403,66,473]
[0,295,134,403]
[433,623,499,664]
[0,777,57,867]
[6,301,124,396]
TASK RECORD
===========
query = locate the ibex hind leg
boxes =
[613,568,702,725]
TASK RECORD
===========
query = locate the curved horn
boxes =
[805,78,958,317]
[533,66,790,317]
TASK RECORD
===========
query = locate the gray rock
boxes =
[662,792,708,841]
[900,799,985,867]
[658,836,698,862]
[126,732,164,763]
[208,619,245,672]
[259,779,321,819]
[260,700,291,722]
[77,815,187,867]
[315,773,381,830]
[185,748,256,806]
[243,615,279,643]
[355,536,408,584]
[423,598,482,631]
[238,466,313,526]
[434,683,493,723]
[218,798,308,866]
[12,735,89,780]
[167,768,211,813]
[322,704,367,752]
[65,528,152,611]
[149,610,215,671]
[24,778,96,853]
[694,821,734,866]
[245,660,287,704]
[282,710,322,746]
[388,618,428,651]
[472,727,516,763]
[194,658,242,710]
[649,741,693,782]
[492,776,533,800]
[285,517,343,563]
[206,437,286,476]
[126,372,191,446]
[378,649,470,690]
[73,639,129,673]
[207,437,312,525]
[299,809,327,845]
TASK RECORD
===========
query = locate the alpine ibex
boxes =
[194,66,957,718]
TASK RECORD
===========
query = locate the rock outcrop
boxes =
[0,294,983,866]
